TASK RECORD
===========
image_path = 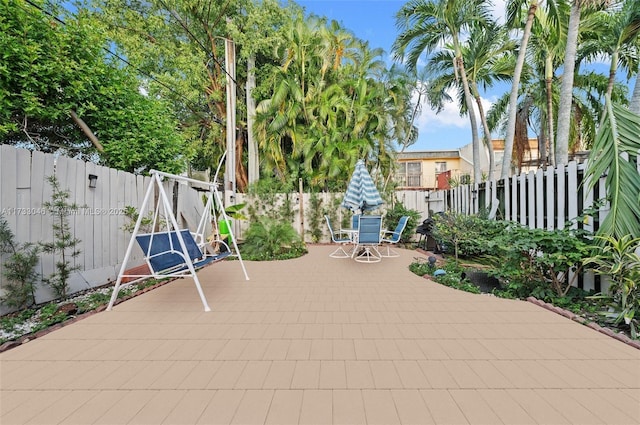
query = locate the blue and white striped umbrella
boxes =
[341,160,384,213]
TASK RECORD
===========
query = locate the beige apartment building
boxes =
[396,138,541,190]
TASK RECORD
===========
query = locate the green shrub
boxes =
[241,218,307,261]
[584,235,640,339]
[383,203,421,244]
[0,214,40,309]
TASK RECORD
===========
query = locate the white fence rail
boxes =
[0,146,206,313]
[441,160,618,293]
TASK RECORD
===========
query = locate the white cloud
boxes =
[413,86,494,132]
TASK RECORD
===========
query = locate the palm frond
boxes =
[585,98,640,240]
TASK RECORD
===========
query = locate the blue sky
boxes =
[296,0,636,153]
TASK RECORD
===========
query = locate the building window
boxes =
[435,161,447,174]
[396,161,422,187]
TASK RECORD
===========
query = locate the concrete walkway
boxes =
[1,245,639,424]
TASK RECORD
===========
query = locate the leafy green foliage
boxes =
[431,212,509,261]
[39,176,81,299]
[0,0,189,173]
[241,218,307,261]
[0,215,39,309]
[121,206,154,234]
[584,235,640,339]
[383,203,421,244]
[306,192,325,243]
[584,99,640,240]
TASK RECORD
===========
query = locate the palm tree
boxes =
[578,1,640,99]
[529,2,569,165]
[428,22,515,181]
[393,0,491,184]
[501,0,539,178]
[556,0,611,166]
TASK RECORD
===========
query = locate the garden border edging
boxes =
[526,296,640,350]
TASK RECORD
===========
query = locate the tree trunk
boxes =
[501,0,537,179]
[544,54,555,166]
[457,57,482,184]
[473,88,495,182]
[629,66,640,115]
[246,54,259,184]
[606,50,618,99]
[69,110,104,152]
[555,1,581,166]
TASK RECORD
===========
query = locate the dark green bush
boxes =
[383,203,421,244]
[241,218,307,261]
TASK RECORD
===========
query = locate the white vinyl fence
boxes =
[441,160,619,293]
[0,146,206,314]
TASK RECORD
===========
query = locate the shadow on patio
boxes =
[1,245,638,424]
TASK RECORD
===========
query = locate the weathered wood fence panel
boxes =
[0,146,215,313]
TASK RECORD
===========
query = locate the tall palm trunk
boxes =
[501,0,537,179]
[457,56,482,183]
[605,50,619,99]
[544,54,555,166]
[630,67,640,115]
[472,85,495,181]
[555,1,581,165]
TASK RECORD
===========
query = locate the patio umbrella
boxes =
[341,159,384,213]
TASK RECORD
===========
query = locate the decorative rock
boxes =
[433,269,446,276]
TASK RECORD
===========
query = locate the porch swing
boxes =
[106,153,249,312]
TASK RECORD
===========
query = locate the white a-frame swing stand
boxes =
[106,169,249,312]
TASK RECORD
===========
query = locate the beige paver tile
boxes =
[265,390,303,425]
[238,340,270,360]
[354,340,379,360]
[394,360,430,389]
[148,361,199,390]
[299,389,332,424]
[291,361,321,389]
[234,361,271,389]
[374,339,403,359]
[449,389,503,424]
[333,339,356,360]
[191,339,228,361]
[417,340,450,359]
[564,389,640,425]
[263,361,296,389]
[206,361,247,389]
[319,360,347,389]
[333,390,366,425]
[507,389,570,424]
[394,339,426,360]
[127,389,187,424]
[161,390,214,424]
[594,388,640,419]
[94,390,156,424]
[342,324,364,339]
[196,390,243,425]
[310,339,333,360]
[230,389,274,425]
[391,389,435,424]
[535,389,606,424]
[442,360,486,389]
[177,361,223,390]
[262,339,291,360]
[287,340,312,360]
[418,360,459,389]
[362,389,401,425]
[345,361,375,389]
[302,324,324,338]
[477,389,537,424]
[421,390,470,424]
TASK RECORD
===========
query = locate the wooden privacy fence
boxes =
[0,146,206,313]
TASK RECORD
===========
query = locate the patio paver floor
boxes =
[1,245,639,424]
